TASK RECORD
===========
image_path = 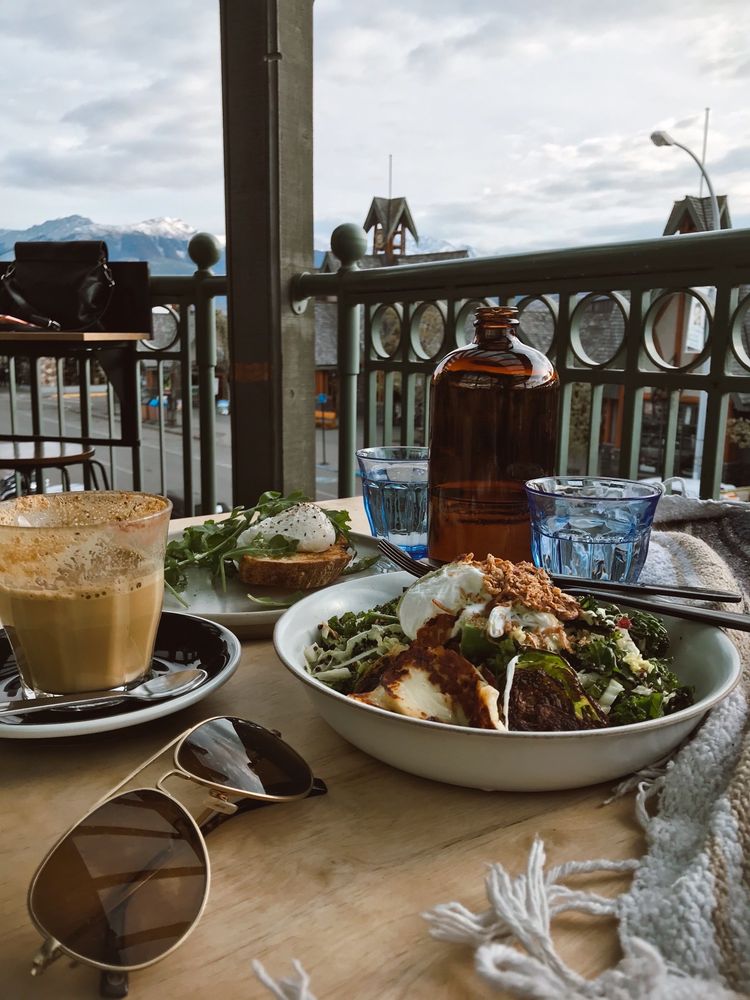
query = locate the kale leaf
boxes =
[627,609,670,658]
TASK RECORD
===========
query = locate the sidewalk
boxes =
[315,419,339,500]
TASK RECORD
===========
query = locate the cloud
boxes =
[1,0,750,254]
[0,3,222,217]
[315,0,750,253]
[714,147,750,173]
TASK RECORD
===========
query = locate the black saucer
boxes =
[0,612,238,728]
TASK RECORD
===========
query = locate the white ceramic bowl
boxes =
[273,572,742,791]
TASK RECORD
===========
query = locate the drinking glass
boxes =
[524,476,662,583]
[0,491,172,697]
[356,446,429,559]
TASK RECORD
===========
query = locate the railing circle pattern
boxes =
[370,303,403,359]
[642,289,713,372]
[730,293,750,373]
[569,292,628,369]
[515,295,559,357]
[409,302,446,360]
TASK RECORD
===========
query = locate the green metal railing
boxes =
[293,224,750,499]
[4,226,750,511]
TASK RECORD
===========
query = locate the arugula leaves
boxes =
[164,490,354,601]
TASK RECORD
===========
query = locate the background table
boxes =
[0,329,148,492]
[0,499,643,999]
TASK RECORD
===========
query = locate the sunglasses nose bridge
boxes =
[155,767,183,793]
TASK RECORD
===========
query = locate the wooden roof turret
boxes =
[663,195,731,234]
[363,197,419,260]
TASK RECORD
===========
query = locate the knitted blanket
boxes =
[255,498,750,1000]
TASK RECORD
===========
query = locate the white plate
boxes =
[0,612,241,740]
[163,530,386,635]
[273,572,742,791]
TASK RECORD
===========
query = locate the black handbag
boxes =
[0,241,115,332]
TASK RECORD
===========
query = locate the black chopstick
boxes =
[561,587,750,632]
[551,575,741,604]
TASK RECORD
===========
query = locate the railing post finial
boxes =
[331,224,367,270]
[189,232,222,272]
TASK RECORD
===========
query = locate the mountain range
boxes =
[0,215,224,275]
[0,215,474,274]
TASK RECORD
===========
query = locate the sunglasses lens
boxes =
[176,717,313,798]
[29,789,208,970]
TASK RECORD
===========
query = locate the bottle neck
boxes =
[473,326,517,347]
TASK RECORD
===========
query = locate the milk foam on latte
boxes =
[0,492,171,696]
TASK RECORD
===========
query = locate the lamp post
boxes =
[650,129,721,485]
[650,130,721,230]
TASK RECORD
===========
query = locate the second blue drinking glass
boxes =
[524,476,662,583]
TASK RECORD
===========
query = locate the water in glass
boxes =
[525,477,661,583]
[362,474,429,559]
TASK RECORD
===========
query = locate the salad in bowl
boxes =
[303,556,694,733]
[274,561,740,790]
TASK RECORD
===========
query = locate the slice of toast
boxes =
[238,538,351,590]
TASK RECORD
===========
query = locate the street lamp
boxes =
[650,130,721,231]
[651,129,721,484]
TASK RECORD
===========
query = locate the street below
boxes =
[0,389,344,509]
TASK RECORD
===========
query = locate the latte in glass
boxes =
[0,492,172,697]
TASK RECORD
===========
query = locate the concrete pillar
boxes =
[220,0,315,504]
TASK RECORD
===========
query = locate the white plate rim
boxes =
[163,529,383,628]
[274,570,743,740]
[0,612,242,740]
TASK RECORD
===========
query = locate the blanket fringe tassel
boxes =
[422,838,738,999]
[253,959,317,1000]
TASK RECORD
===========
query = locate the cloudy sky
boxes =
[1,1,749,255]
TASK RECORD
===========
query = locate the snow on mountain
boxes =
[409,233,477,257]
[128,218,197,240]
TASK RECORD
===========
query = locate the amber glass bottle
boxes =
[428,305,559,563]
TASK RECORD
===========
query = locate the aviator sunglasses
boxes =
[26,716,326,998]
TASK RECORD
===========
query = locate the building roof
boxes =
[663,195,731,234]
[318,248,468,275]
[392,250,468,265]
[363,197,419,244]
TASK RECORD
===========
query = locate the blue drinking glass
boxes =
[524,476,662,583]
[356,446,429,559]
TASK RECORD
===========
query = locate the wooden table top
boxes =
[0,331,148,343]
[0,440,96,467]
[0,498,643,1000]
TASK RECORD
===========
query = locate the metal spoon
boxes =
[0,668,207,718]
